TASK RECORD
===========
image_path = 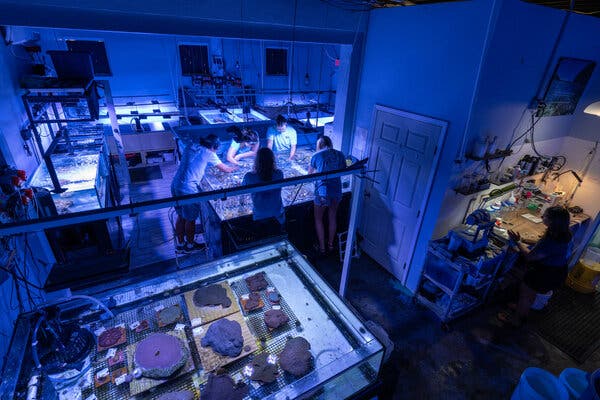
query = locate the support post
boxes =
[339,169,365,298]
[98,80,131,203]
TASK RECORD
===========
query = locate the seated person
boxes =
[267,114,297,160]
[242,148,285,233]
[225,125,259,165]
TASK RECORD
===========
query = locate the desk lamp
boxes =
[558,101,600,204]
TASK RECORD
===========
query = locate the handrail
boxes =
[0,160,367,236]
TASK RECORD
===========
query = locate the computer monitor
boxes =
[47,50,95,81]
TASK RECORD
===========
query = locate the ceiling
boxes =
[322,0,600,17]
[520,1,600,18]
[320,0,464,12]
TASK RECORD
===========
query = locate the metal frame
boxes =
[416,240,507,326]
[0,163,367,298]
[22,81,99,193]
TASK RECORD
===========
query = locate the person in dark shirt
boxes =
[225,126,259,165]
[498,205,573,326]
[308,136,346,255]
[242,147,285,231]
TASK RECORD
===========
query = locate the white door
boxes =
[360,105,446,282]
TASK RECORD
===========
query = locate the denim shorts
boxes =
[172,186,202,221]
[314,194,341,207]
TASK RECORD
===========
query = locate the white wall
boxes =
[21,27,340,105]
[353,0,600,292]
[556,136,600,218]
[353,0,494,291]
[435,0,600,239]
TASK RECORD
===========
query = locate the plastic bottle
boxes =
[507,191,517,206]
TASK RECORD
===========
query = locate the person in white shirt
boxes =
[171,134,236,253]
[266,114,297,160]
[225,125,259,165]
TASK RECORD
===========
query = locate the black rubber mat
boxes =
[530,287,600,363]
[129,165,163,182]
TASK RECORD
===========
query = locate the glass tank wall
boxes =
[201,146,352,221]
[29,150,105,214]
[1,240,383,399]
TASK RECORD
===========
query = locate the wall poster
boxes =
[538,57,595,117]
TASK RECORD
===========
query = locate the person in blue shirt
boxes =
[171,134,236,253]
[267,114,297,160]
[225,125,259,166]
[308,135,346,255]
[242,147,285,231]
[498,205,573,326]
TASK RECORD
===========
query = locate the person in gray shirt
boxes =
[308,136,346,255]
[171,134,236,253]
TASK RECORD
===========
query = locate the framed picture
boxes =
[538,57,595,117]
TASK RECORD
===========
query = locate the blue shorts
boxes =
[172,186,202,221]
[314,195,341,207]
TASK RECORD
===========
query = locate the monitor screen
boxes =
[48,50,95,81]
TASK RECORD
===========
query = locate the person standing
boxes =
[266,114,297,160]
[242,147,285,233]
[498,205,573,326]
[225,125,259,165]
[171,134,236,253]
[308,136,346,255]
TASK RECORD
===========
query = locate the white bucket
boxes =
[511,367,569,400]
[531,291,553,311]
[559,368,589,399]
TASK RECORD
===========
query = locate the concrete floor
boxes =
[309,251,600,399]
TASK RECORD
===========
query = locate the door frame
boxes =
[362,104,448,283]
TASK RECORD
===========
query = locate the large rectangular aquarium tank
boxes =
[202,146,352,221]
[1,240,383,399]
[29,148,109,215]
[28,123,110,215]
[198,108,270,125]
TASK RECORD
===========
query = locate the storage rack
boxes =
[415,238,507,329]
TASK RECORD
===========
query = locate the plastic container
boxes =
[531,291,553,311]
[559,368,589,399]
[511,367,569,400]
[567,261,600,294]
[580,368,600,400]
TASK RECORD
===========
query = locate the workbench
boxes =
[495,208,590,245]
[416,206,591,328]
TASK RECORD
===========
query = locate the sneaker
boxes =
[175,239,186,253]
[184,241,207,252]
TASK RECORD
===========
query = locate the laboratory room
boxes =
[1,0,600,399]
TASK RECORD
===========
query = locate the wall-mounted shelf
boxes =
[466,149,513,162]
[454,184,490,196]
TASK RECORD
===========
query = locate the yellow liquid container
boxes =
[567,259,600,294]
